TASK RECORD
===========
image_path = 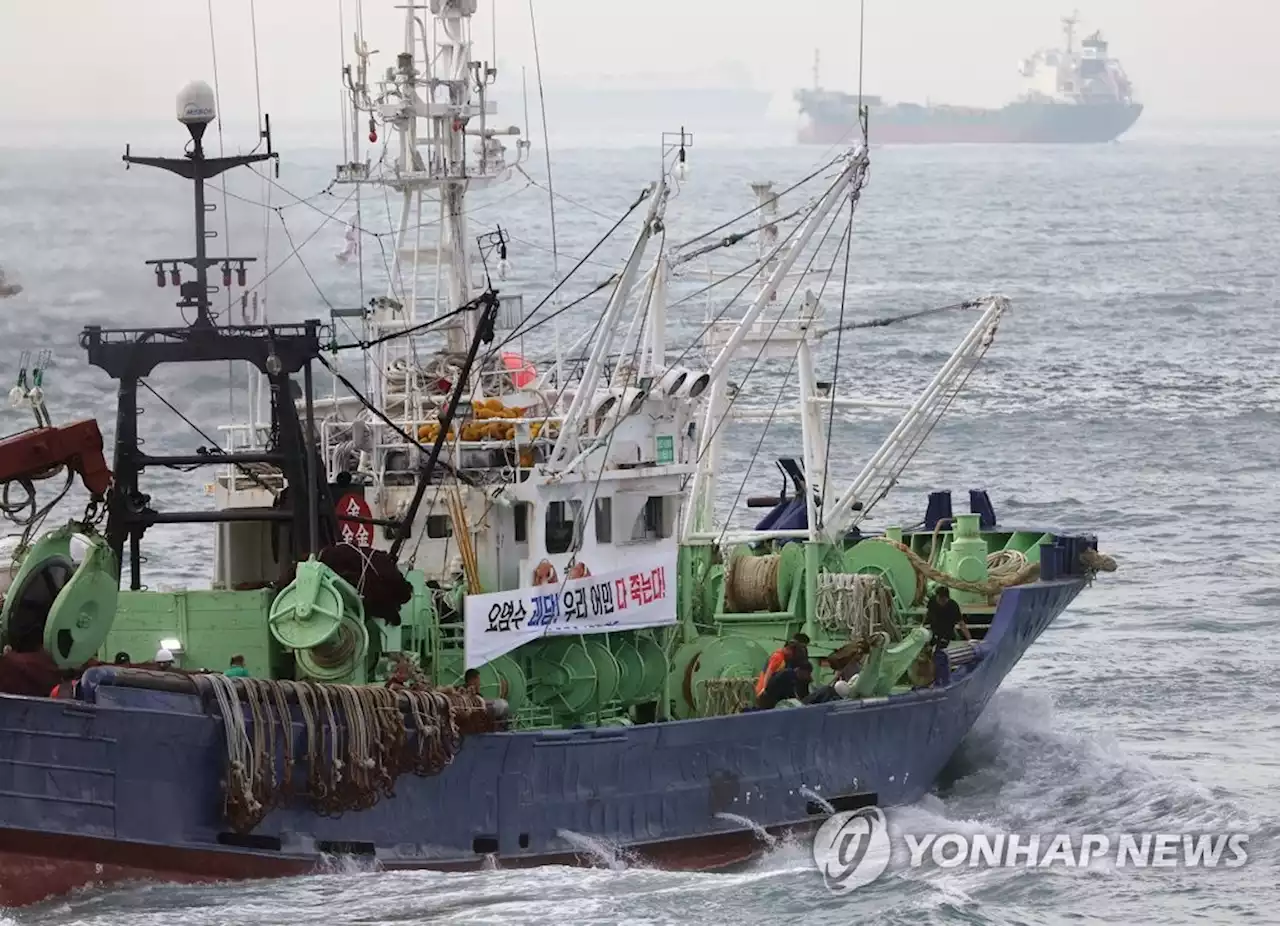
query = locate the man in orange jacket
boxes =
[755,632,810,697]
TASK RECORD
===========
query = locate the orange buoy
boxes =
[501,352,536,389]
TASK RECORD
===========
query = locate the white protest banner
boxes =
[464,552,678,668]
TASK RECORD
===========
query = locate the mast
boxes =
[90,83,326,589]
[336,0,526,426]
[1062,10,1079,54]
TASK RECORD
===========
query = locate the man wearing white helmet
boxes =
[154,648,175,670]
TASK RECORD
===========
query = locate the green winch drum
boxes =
[296,615,369,682]
[0,523,119,669]
[527,636,622,716]
[689,636,769,717]
[844,539,919,609]
[610,632,669,706]
[666,638,706,720]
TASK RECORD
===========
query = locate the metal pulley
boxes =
[0,523,119,669]
[268,557,366,651]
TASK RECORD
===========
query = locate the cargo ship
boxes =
[797,14,1143,145]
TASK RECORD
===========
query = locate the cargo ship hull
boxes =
[0,573,1086,907]
[799,99,1144,145]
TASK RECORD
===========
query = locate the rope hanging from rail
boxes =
[202,674,493,833]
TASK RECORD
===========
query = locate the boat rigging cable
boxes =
[490,186,651,350]
[820,194,858,529]
[314,355,478,491]
[136,381,279,499]
[820,299,981,334]
[528,0,560,283]
[672,203,810,268]
[710,203,853,544]
[659,159,865,386]
[676,153,843,253]
[388,290,501,560]
[320,189,644,355]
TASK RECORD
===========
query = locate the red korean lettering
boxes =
[651,567,666,601]
[629,573,644,607]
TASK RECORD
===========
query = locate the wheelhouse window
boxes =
[595,497,613,544]
[545,500,582,554]
[514,503,530,543]
[630,496,674,541]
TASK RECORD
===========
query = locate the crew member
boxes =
[463,668,511,731]
[755,632,809,697]
[927,586,971,687]
[225,654,250,678]
[756,661,813,710]
[154,647,176,671]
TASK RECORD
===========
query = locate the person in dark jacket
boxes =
[926,586,971,687]
[756,661,813,710]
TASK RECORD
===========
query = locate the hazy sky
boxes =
[1,0,1275,129]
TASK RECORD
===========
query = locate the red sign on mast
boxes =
[336,492,374,548]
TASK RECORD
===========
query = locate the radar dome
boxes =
[176,81,217,126]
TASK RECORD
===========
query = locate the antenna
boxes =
[528,0,559,281]
[857,0,868,144]
[123,81,280,328]
[1063,9,1079,53]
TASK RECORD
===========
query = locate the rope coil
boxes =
[816,572,899,642]
[725,554,783,613]
[870,538,1041,602]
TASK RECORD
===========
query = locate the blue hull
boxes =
[0,576,1086,906]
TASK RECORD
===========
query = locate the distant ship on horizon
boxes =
[796,13,1143,145]
[537,66,774,138]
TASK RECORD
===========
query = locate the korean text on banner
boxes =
[464,553,678,668]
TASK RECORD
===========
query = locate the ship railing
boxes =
[207,421,285,494]
[702,289,825,359]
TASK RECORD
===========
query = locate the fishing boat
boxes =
[0,0,1115,907]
